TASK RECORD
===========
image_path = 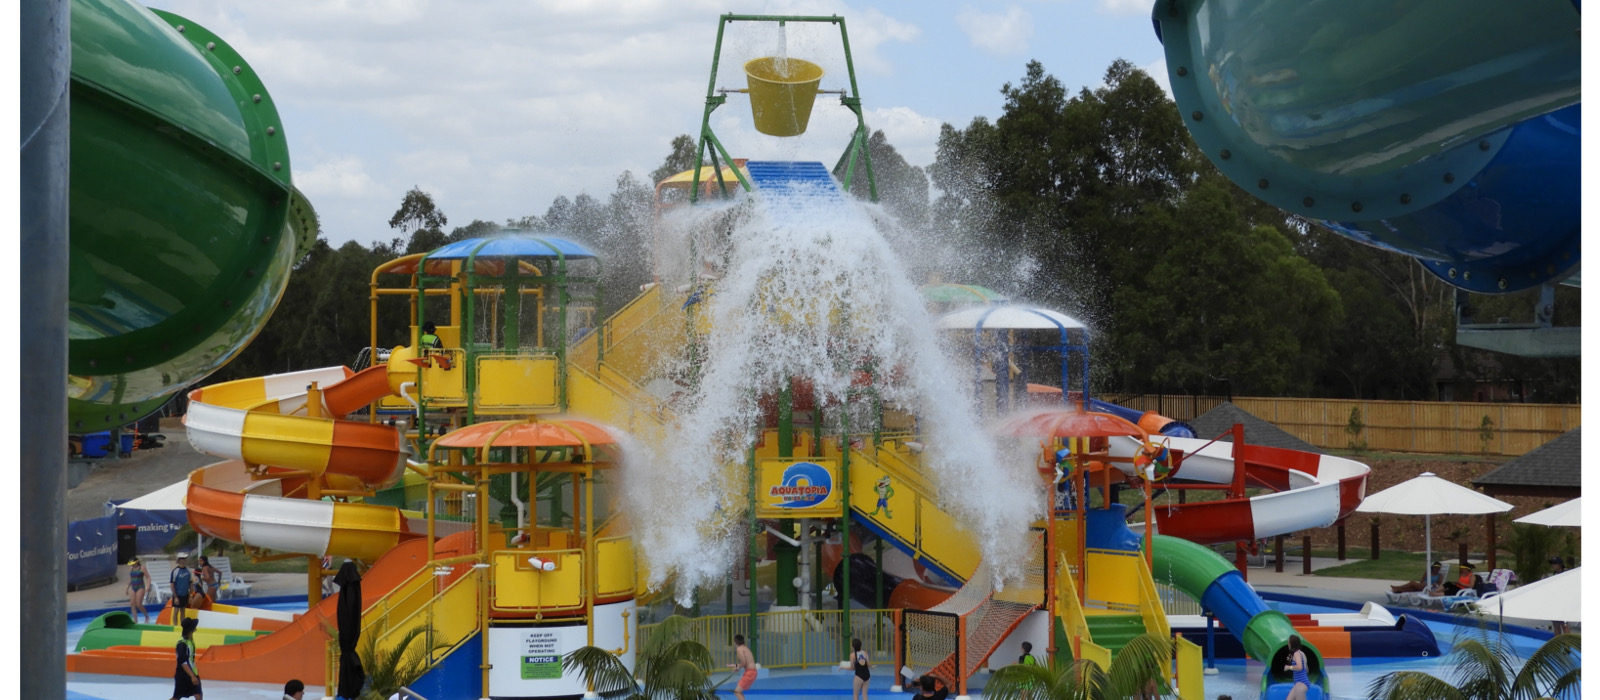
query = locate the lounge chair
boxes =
[1455,568,1517,613]
[143,558,175,605]
[210,555,253,599]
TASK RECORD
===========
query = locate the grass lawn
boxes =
[1313,550,1519,581]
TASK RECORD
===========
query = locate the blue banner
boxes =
[67,515,118,588]
[110,500,190,554]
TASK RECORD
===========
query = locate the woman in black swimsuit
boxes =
[851,637,870,700]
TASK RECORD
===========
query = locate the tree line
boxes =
[212,59,1577,404]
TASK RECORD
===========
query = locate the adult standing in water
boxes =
[1283,635,1309,700]
[850,637,870,700]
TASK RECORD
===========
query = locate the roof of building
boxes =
[1473,426,1581,493]
[1187,401,1321,453]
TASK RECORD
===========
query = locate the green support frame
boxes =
[690,14,879,204]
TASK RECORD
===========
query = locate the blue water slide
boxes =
[1152,534,1328,697]
[1153,0,1580,293]
[1085,398,1195,438]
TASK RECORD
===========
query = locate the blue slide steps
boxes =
[744,161,845,204]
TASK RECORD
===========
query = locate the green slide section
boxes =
[1150,534,1326,693]
[68,0,315,429]
[1085,613,1146,656]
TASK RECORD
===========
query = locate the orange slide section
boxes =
[67,532,477,682]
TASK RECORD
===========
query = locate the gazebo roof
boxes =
[1473,426,1580,497]
[1187,402,1320,453]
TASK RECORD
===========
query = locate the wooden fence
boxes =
[1098,395,1579,457]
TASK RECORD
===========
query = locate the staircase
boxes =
[902,532,1046,694]
[1084,613,1147,656]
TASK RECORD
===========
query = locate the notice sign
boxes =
[757,459,842,518]
[520,631,563,680]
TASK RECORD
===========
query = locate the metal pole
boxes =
[747,447,759,650]
[839,411,852,648]
[21,0,70,696]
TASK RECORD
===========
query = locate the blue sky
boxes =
[142,1,1169,247]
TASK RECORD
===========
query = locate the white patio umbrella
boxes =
[936,304,1087,330]
[1513,497,1582,527]
[1356,471,1513,592]
[1491,567,1582,623]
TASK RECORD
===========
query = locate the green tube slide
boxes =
[1150,534,1327,696]
[67,0,315,430]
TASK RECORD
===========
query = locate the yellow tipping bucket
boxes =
[744,57,824,137]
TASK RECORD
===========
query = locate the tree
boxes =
[835,129,931,229]
[1364,632,1579,700]
[561,615,725,700]
[651,134,699,185]
[982,632,1173,700]
[389,187,449,255]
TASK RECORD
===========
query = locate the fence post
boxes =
[957,614,969,697]
[1274,535,1285,573]
[1302,536,1312,575]
[892,609,904,692]
[1336,522,1346,560]
[1370,520,1380,560]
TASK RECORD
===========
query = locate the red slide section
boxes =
[67,531,476,682]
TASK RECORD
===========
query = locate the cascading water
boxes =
[623,184,1043,604]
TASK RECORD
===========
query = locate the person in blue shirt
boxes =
[170,552,194,619]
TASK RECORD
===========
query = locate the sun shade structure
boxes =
[433,419,617,449]
[939,304,1091,409]
[1357,472,1513,596]
[1489,567,1582,622]
[937,304,1086,331]
[997,408,1147,440]
[1513,497,1582,527]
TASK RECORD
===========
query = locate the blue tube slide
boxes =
[1153,0,1580,293]
[1150,535,1327,697]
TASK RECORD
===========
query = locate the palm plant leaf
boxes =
[1442,637,1513,699]
[1059,658,1109,700]
[1365,670,1470,700]
[1106,632,1172,698]
[1510,633,1581,700]
[983,663,1058,700]
[562,645,640,696]
[357,625,447,700]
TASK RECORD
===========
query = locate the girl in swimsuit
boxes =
[851,638,870,700]
[1284,634,1310,700]
[126,559,148,623]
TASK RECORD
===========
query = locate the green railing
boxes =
[639,609,896,670]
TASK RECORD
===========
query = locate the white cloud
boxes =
[864,106,943,167]
[295,155,380,199]
[1142,58,1172,98]
[955,5,1033,56]
[1097,0,1149,14]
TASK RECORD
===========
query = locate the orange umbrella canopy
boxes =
[434,419,617,449]
[998,409,1147,439]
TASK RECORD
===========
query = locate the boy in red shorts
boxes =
[729,634,757,699]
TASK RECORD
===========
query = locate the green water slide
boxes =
[1150,534,1327,696]
[67,0,316,430]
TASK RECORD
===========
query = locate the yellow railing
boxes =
[1054,553,1093,662]
[637,609,896,671]
[1133,553,1171,681]
[1174,633,1205,700]
[842,442,981,582]
[1134,553,1169,641]
[328,563,483,689]
[1079,639,1112,672]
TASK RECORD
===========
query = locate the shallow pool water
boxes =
[66,598,1575,700]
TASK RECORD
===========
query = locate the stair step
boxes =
[1084,614,1147,655]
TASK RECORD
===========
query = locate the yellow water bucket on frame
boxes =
[744,56,824,137]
